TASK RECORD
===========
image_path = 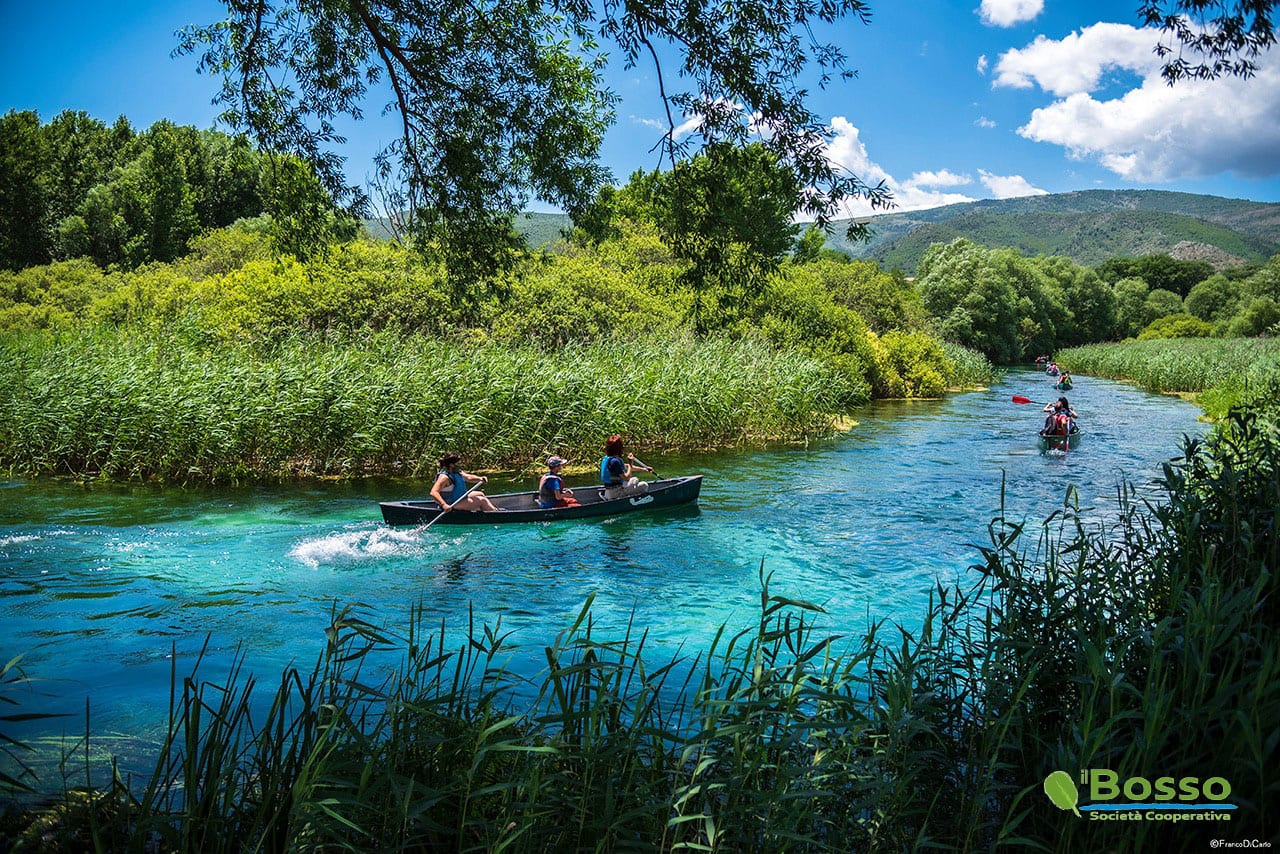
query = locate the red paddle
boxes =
[1011,395,1041,405]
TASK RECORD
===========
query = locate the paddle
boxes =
[628,453,658,478]
[1011,395,1044,405]
[421,477,486,532]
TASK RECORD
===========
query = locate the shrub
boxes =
[1137,312,1214,339]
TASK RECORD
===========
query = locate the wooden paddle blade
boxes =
[1012,395,1033,404]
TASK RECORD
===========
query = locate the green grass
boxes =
[0,328,861,482]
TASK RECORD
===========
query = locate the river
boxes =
[0,368,1208,782]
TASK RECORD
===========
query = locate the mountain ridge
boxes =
[819,189,1280,273]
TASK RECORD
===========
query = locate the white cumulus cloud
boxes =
[907,169,972,188]
[979,170,1049,198]
[824,118,978,215]
[994,22,1280,181]
[993,23,1156,96]
[979,0,1044,28]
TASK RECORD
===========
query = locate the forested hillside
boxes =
[816,189,1280,273]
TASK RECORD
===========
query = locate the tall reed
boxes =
[1058,337,1280,395]
[0,328,855,482]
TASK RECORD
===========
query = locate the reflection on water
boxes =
[1,369,1209,776]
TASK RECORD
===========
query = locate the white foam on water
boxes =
[0,534,39,547]
[289,524,428,568]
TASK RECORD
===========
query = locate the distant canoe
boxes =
[1038,430,1081,450]
[380,475,704,526]
[1054,381,1073,390]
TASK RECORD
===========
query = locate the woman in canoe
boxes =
[1055,371,1073,390]
[1041,397,1078,436]
[431,452,501,512]
[601,435,654,500]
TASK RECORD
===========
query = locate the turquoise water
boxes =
[1,369,1208,779]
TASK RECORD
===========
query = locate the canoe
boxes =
[380,475,704,526]
[1038,430,1081,449]
[1054,380,1073,390]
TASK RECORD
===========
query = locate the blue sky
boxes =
[3,0,1279,214]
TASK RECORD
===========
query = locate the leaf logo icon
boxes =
[1043,770,1082,817]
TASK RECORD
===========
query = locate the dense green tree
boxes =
[598,144,804,332]
[1,112,342,271]
[1144,288,1185,325]
[1185,273,1243,323]
[916,238,1021,363]
[141,122,201,264]
[1112,276,1150,338]
[0,111,53,270]
[1096,254,1213,296]
[1228,296,1280,335]
[177,0,888,285]
[1242,253,1280,301]
[1137,312,1215,339]
[996,251,1068,356]
[792,226,828,265]
[807,259,925,334]
[43,112,133,228]
[1063,268,1118,345]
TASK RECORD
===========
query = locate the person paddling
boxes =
[430,453,500,513]
[600,434,653,500]
[1041,397,1078,436]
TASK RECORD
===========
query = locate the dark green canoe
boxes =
[1038,430,1081,450]
[380,475,704,526]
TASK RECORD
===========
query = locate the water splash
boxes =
[289,524,429,568]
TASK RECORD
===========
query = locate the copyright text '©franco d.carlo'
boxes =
[1209,840,1272,849]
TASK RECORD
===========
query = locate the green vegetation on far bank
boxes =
[0,330,860,482]
[1057,337,1280,419]
[0,215,1003,482]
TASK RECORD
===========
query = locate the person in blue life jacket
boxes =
[1041,397,1079,436]
[600,434,653,500]
[538,455,581,509]
[430,452,501,513]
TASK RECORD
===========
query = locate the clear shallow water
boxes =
[1,369,1208,777]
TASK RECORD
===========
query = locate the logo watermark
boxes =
[1043,769,1237,823]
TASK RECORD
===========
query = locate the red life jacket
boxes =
[1053,413,1071,435]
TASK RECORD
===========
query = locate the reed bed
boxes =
[4,406,1276,851]
[0,328,857,482]
[1057,337,1280,395]
[940,341,1003,389]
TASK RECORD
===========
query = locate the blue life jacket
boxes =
[439,469,467,501]
[538,473,562,508]
[600,455,625,486]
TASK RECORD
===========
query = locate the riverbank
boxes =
[1056,337,1280,418]
[0,327,999,484]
